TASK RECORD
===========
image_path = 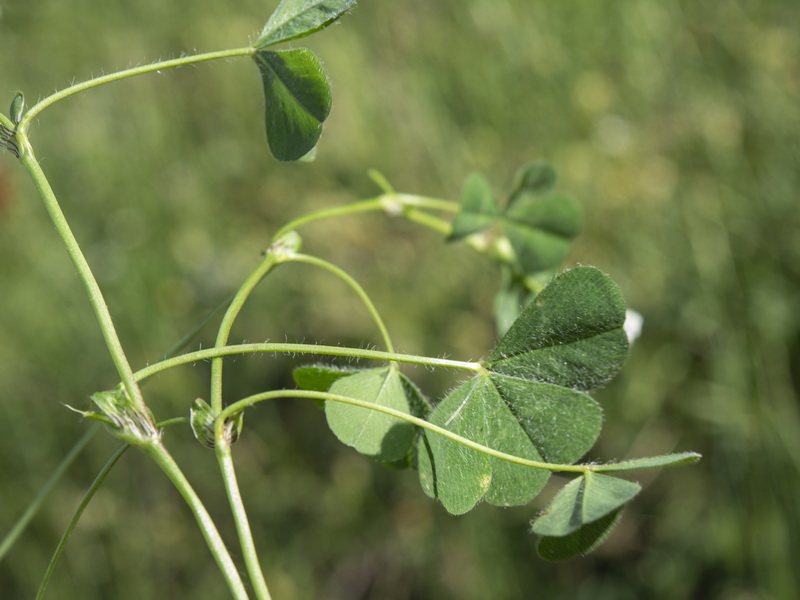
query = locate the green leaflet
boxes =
[325,367,417,462]
[255,0,356,48]
[536,509,623,562]
[486,266,628,391]
[502,191,582,274]
[447,173,499,241]
[592,452,703,472]
[531,472,641,537]
[531,471,640,561]
[509,160,558,198]
[501,161,580,274]
[254,48,331,161]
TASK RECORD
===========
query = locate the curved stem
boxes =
[134,342,484,383]
[285,253,396,354]
[208,251,282,598]
[271,194,459,241]
[210,252,279,414]
[16,135,146,415]
[19,47,255,129]
[142,442,250,600]
[219,389,588,474]
[35,443,129,600]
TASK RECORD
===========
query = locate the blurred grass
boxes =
[1,0,799,598]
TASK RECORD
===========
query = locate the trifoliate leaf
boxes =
[256,0,356,48]
[254,48,331,161]
[447,173,499,241]
[325,367,416,462]
[486,266,628,391]
[419,267,627,514]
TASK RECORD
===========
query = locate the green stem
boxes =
[134,342,484,383]
[18,47,255,129]
[16,135,147,414]
[210,252,279,414]
[219,389,589,474]
[142,442,250,600]
[35,444,129,600]
[285,253,396,354]
[208,251,282,598]
[271,194,459,241]
[216,441,272,600]
[0,426,98,562]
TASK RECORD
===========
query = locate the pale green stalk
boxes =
[134,342,484,383]
[216,440,272,600]
[271,194,459,241]
[18,47,254,130]
[207,249,281,600]
[15,133,146,414]
[142,442,250,600]
[210,252,280,413]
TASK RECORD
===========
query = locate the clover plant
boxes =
[0,1,699,598]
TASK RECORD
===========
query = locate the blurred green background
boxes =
[1,0,799,598]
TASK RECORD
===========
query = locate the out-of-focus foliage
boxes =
[1,0,798,598]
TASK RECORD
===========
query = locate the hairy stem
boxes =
[134,342,484,383]
[16,134,147,414]
[284,253,397,354]
[142,442,250,600]
[219,389,589,474]
[211,252,279,414]
[216,441,272,600]
[19,47,255,129]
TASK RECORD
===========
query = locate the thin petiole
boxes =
[134,342,485,384]
[18,47,255,130]
[282,253,397,354]
[218,389,589,474]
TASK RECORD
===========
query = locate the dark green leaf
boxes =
[536,509,623,562]
[531,472,640,538]
[326,367,415,462]
[447,173,499,241]
[502,192,582,274]
[509,160,557,200]
[592,452,702,472]
[486,266,628,391]
[255,0,357,48]
[254,48,331,161]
